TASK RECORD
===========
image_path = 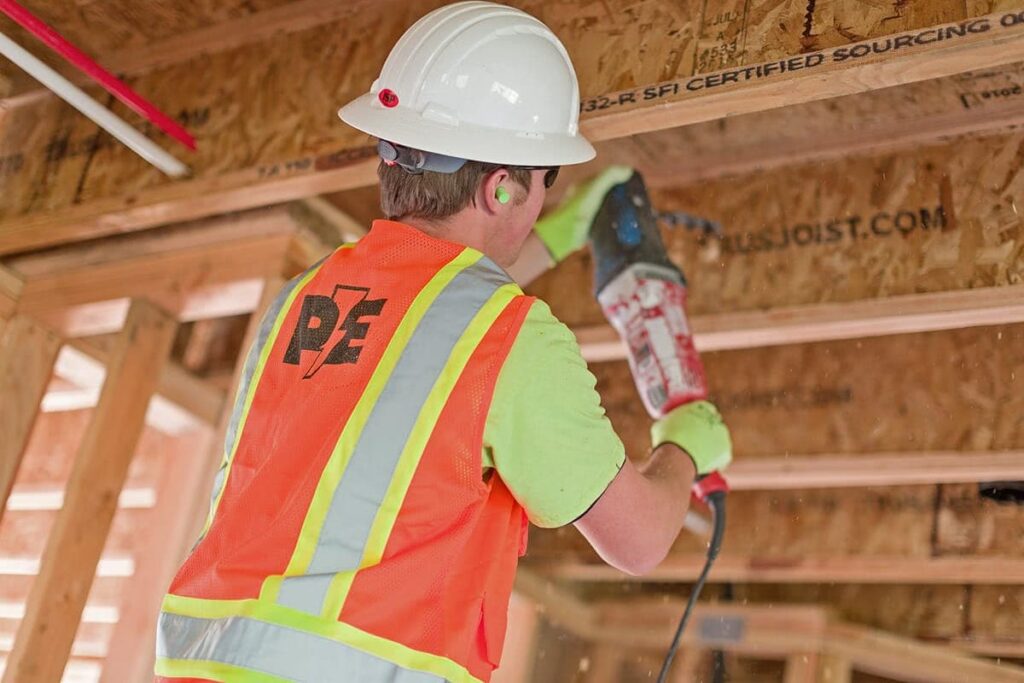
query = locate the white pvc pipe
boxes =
[0,30,189,178]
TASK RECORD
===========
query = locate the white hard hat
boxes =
[338,1,595,169]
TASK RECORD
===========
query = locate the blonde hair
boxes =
[378,160,532,221]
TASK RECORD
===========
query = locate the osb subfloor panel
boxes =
[598,324,1024,459]
[530,131,1024,325]
[526,323,1024,561]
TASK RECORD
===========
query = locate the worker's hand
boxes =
[533,165,634,262]
[650,401,732,476]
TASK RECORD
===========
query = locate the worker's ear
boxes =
[481,168,513,214]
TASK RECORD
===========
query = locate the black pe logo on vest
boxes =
[284,285,386,379]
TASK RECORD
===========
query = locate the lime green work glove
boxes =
[533,165,634,262]
[650,401,732,476]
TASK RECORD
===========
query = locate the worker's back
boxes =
[156,220,534,683]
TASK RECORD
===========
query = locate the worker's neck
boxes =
[402,211,493,261]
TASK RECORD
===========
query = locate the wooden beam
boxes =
[590,601,829,659]
[725,451,1024,491]
[670,648,704,683]
[34,279,268,338]
[536,555,1024,585]
[817,653,853,683]
[0,265,21,321]
[586,600,1024,680]
[0,316,61,526]
[67,338,225,427]
[49,342,223,433]
[575,285,1024,362]
[3,300,176,683]
[632,63,1024,187]
[783,654,820,683]
[952,638,1024,659]
[826,622,1024,683]
[296,197,368,243]
[3,5,1023,254]
[8,207,296,316]
[512,569,597,641]
[584,647,626,683]
[100,430,213,683]
[579,11,1024,143]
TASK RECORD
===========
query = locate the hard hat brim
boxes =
[339,94,596,168]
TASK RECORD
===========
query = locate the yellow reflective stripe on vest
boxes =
[321,281,521,619]
[259,248,484,607]
[158,595,483,683]
[201,259,327,538]
[156,657,290,683]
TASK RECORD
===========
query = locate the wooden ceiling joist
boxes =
[1,3,1022,254]
[0,265,20,322]
[631,63,1024,187]
[725,450,1024,491]
[7,206,296,317]
[575,285,1024,362]
[539,554,1024,585]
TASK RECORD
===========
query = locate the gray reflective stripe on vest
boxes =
[276,257,510,615]
[158,612,445,683]
[200,272,311,548]
[226,266,324,458]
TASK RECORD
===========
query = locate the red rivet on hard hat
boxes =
[379,89,399,108]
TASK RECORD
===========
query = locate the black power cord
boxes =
[656,490,727,683]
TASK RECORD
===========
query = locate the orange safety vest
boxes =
[156,221,535,683]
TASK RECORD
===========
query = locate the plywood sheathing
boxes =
[593,324,1024,462]
[589,62,1024,188]
[972,587,1024,643]
[808,0,1020,52]
[4,0,1021,254]
[525,323,1024,565]
[529,131,1024,327]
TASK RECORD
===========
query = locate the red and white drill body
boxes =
[599,262,729,501]
[598,263,707,421]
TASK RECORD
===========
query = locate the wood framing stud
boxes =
[3,300,176,683]
[575,286,1024,361]
[0,316,62,527]
[825,623,1024,683]
[100,430,213,683]
[725,451,1024,490]
[783,653,819,683]
[538,555,1024,585]
[816,653,853,683]
[0,265,22,321]
[66,338,226,427]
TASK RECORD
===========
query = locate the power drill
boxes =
[588,170,727,681]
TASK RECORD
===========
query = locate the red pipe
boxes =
[0,0,196,151]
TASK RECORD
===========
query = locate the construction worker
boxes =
[155,3,731,682]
